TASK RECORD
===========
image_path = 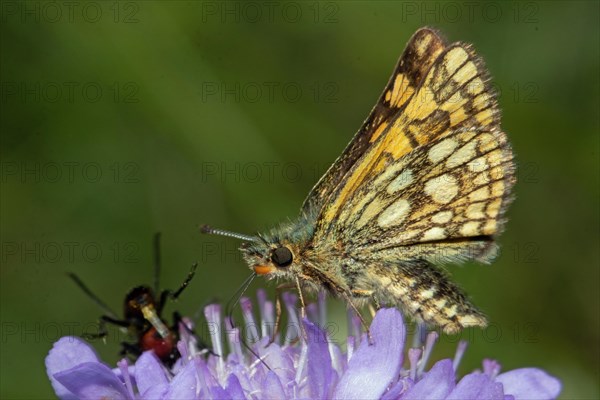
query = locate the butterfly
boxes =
[203,27,515,334]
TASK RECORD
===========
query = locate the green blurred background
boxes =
[1,1,598,398]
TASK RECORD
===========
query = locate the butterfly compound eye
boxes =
[271,246,293,267]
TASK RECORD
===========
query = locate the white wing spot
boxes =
[347,194,373,222]
[445,48,469,75]
[490,165,504,180]
[377,276,392,286]
[397,230,420,243]
[425,174,459,204]
[378,199,411,228]
[479,133,497,153]
[469,186,490,202]
[434,298,448,310]
[486,198,502,218]
[422,227,446,241]
[390,284,407,297]
[468,78,485,95]
[415,33,433,56]
[422,308,437,320]
[482,220,497,235]
[409,301,421,312]
[453,61,478,85]
[447,140,477,168]
[387,169,413,194]
[356,197,385,229]
[419,286,437,300]
[445,305,458,318]
[459,314,485,327]
[468,157,488,173]
[428,138,459,164]
[373,160,405,186]
[460,221,480,236]
[492,181,505,197]
[466,202,486,219]
[431,210,453,224]
[473,171,490,185]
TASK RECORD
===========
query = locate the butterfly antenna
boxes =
[199,225,260,243]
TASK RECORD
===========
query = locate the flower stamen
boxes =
[417,331,439,376]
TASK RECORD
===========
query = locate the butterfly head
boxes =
[240,239,297,279]
[200,224,300,279]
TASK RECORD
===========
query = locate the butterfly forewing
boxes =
[312,38,514,255]
[340,127,514,262]
[301,28,447,215]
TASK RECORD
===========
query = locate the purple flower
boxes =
[46,290,561,399]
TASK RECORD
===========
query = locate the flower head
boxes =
[46,290,561,399]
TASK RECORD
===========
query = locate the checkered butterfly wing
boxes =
[312,31,515,263]
[306,28,515,332]
[301,27,447,215]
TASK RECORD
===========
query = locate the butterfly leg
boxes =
[295,276,307,318]
[274,277,310,345]
[347,289,374,345]
[294,276,315,345]
[269,282,297,345]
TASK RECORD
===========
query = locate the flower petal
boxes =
[447,372,504,400]
[164,359,199,399]
[255,336,296,384]
[261,371,286,400]
[45,337,101,399]
[135,351,169,399]
[381,378,410,400]
[496,368,561,400]
[304,318,336,399]
[225,374,248,400]
[333,308,406,400]
[480,381,505,400]
[402,359,455,400]
[208,384,230,400]
[329,340,346,377]
[196,357,228,399]
[53,362,130,400]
